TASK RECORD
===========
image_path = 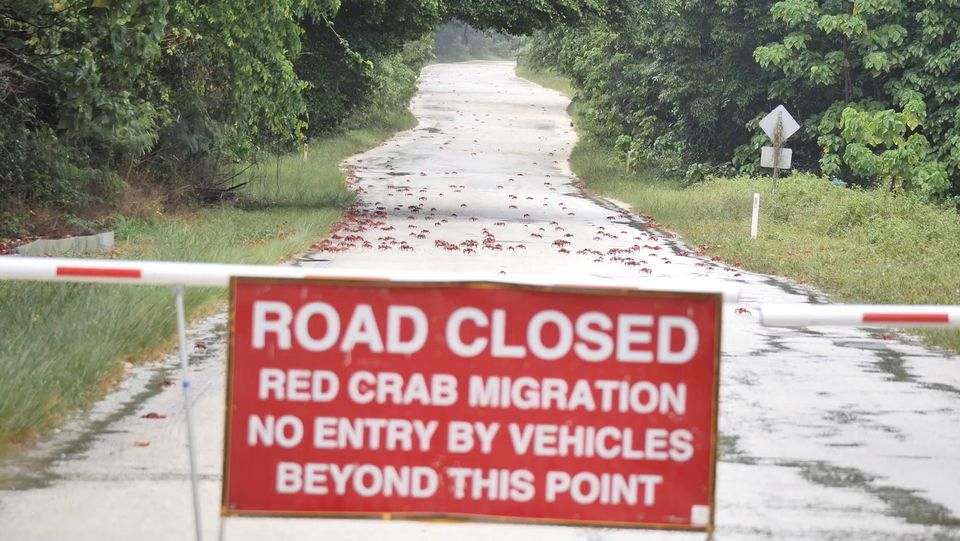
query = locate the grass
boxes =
[517,64,960,352]
[515,64,574,98]
[0,111,415,450]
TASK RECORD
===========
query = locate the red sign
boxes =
[223,278,720,531]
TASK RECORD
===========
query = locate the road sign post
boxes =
[222,277,722,531]
[759,105,800,193]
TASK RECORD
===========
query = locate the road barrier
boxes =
[0,256,740,540]
[6,256,957,328]
[2,255,958,540]
[758,304,960,328]
[0,256,742,299]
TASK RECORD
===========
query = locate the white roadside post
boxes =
[751,192,760,239]
[759,105,800,193]
[173,284,204,541]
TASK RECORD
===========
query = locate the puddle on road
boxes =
[718,433,758,465]
[794,327,827,338]
[825,409,864,425]
[835,339,960,397]
[824,409,904,441]
[873,346,917,384]
[835,340,891,352]
[714,417,957,530]
[761,276,826,304]
[743,331,791,357]
[791,460,960,529]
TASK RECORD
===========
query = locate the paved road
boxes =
[1,61,959,540]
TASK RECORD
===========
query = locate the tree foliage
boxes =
[755,0,960,199]
[525,0,960,201]
[1,0,600,235]
[446,0,601,35]
[296,0,442,135]
[1,0,339,220]
[524,1,778,178]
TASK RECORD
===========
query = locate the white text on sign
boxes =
[251,302,699,363]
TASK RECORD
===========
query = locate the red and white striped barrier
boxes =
[0,256,741,301]
[0,256,372,286]
[759,304,960,328]
[7,257,957,328]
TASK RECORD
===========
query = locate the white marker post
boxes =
[751,193,760,239]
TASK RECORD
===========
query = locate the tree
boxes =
[3,0,743,233]
[447,0,602,34]
[524,1,778,176]
[296,0,442,135]
[754,0,959,196]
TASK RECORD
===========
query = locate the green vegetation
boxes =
[521,1,960,202]
[446,0,601,35]
[5,0,960,446]
[1,0,599,239]
[1,0,340,238]
[514,65,573,97]
[297,8,438,138]
[0,115,414,449]
[0,0,609,451]
[519,65,960,352]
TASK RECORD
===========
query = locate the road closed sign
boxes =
[223,277,721,531]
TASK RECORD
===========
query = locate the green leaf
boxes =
[783,32,810,50]
[772,0,819,26]
[864,51,890,72]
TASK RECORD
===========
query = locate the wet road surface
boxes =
[1,61,959,540]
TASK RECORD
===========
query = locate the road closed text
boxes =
[251,301,700,363]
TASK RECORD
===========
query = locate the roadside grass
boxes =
[517,65,960,352]
[0,112,415,450]
[515,64,574,98]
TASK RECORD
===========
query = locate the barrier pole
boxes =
[758,304,960,328]
[174,284,204,541]
[750,193,760,240]
[0,257,742,302]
